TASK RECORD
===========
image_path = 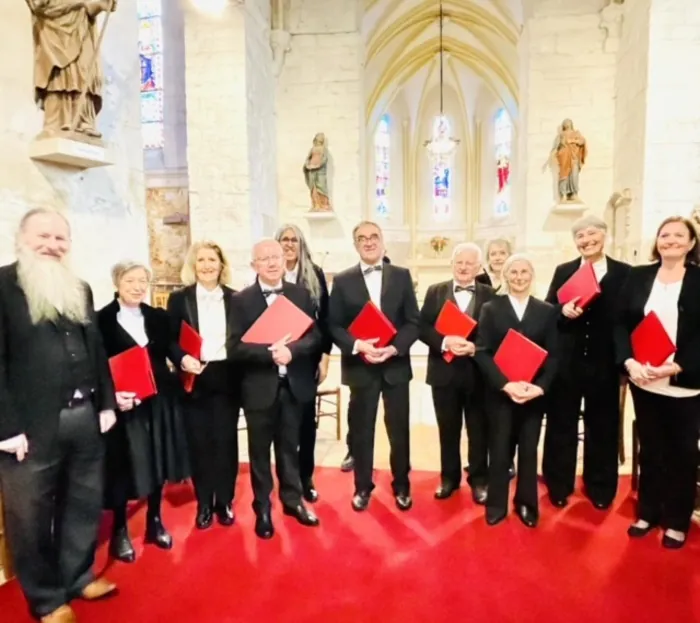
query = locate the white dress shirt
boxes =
[196,283,227,362]
[259,280,287,376]
[508,295,529,321]
[581,255,608,282]
[284,263,299,285]
[360,261,383,308]
[117,302,149,347]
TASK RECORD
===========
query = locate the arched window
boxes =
[431,116,452,219]
[374,114,390,216]
[138,0,164,150]
[494,108,512,216]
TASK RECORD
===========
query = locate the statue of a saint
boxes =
[25,0,117,141]
[303,133,332,212]
[550,119,587,203]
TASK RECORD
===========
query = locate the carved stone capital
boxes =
[270,29,292,77]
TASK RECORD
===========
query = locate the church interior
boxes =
[1,0,699,620]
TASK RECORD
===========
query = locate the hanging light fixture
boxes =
[424,0,459,158]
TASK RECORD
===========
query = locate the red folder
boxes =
[556,262,601,309]
[631,311,676,367]
[348,302,397,358]
[108,346,157,401]
[242,295,314,344]
[493,329,548,383]
[435,300,477,363]
[179,321,203,393]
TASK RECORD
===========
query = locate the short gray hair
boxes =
[451,242,482,263]
[111,261,152,288]
[571,214,607,236]
[250,237,282,261]
[500,253,535,294]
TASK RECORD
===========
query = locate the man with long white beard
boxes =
[0,208,118,623]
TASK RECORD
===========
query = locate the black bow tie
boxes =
[263,288,283,298]
[455,285,475,293]
[363,265,382,276]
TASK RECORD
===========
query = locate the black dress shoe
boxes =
[395,493,413,511]
[214,504,235,526]
[283,503,320,526]
[302,480,319,503]
[195,505,214,530]
[472,485,488,506]
[145,516,173,549]
[662,532,686,549]
[434,483,458,500]
[351,491,370,511]
[109,527,136,563]
[340,453,355,472]
[485,507,506,526]
[255,511,274,539]
[627,521,657,538]
[548,493,568,508]
[515,504,538,528]
[591,499,612,511]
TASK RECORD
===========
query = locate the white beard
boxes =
[16,245,88,325]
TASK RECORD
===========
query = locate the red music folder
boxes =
[179,321,203,393]
[108,346,157,401]
[435,299,477,363]
[556,261,601,309]
[493,329,548,383]
[348,302,397,358]
[631,311,676,367]
[242,295,314,344]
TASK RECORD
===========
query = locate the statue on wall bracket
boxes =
[303,133,333,212]
[549,118,587,204]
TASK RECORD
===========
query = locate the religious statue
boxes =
[303,133,332,212]
[25,0,117,142]
[550,118,587,203]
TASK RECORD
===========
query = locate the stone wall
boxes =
[0,0,148,305]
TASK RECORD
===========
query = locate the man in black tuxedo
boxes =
[328,221,419,512]
[420,242,496,504]
[0,208,118,623]
[231,238,322,539]
[542,215,631,510]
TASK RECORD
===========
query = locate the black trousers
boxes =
[299,397,317,484]
[432,384,488,487]
[244,379,303,510]
[543,370,620,504]
[0,403,104,618]
[345,391,356,455]
[487,393,544,514]
[630,386,700,533]
[183,391,239,508]
[350,378,410,495]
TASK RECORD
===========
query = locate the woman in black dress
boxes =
[97,261,190,563]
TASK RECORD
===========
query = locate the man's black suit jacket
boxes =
[230,280,322,411]
[328,262,419,388]
[419,280,496,388]
[0,262,116,447]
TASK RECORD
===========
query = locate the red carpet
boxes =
[1,468,699,622]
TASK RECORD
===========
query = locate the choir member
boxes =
[542,215,631,509]
[475,254,558,527]
[275,223,331,501]
[167,241,241,530]
[419,242,495,503]
[476,238,512,291]
[615,216,700,549]
[97,261,190,563]
[328,221,420,511]
[230,238,321,538]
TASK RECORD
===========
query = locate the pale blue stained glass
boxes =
[138,0,164,149]
[431,116,452,219]
[141,91,163,123]
[494,108,512,216]
[374,114,390,216]
[142,122,164,150]
[137,0,162,19]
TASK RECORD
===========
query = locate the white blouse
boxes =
[117,303,148,347]
[507,295,529,321]
[196,284,227,362]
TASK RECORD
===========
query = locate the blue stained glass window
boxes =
[138,0,164,149]
[494,108,512,216]
[374,114,390,216]
[431,116,452,219]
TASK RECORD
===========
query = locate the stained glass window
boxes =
[138,0,164,149]
[494,108,512,216]
[374,114,390,217]
[431,116,452,219]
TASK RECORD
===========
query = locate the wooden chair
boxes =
[0,487,14,581]
[316,387,341,441]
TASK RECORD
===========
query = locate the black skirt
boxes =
[104,390,191,508]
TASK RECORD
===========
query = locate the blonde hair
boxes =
[499,253,535,295]
[181,241,232,286]
[111,261,152,288]
[485,238,512,272]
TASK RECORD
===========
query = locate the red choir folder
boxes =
[242,295,314,344]
[493,329,548,383]
[435,300,477,363]
[348,302,397,359]
[108,346,157,401]
[630,311,676,367]
[179,321,203,393]
[556,261,601,309]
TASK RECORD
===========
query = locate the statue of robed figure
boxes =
[303,132,332,212]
